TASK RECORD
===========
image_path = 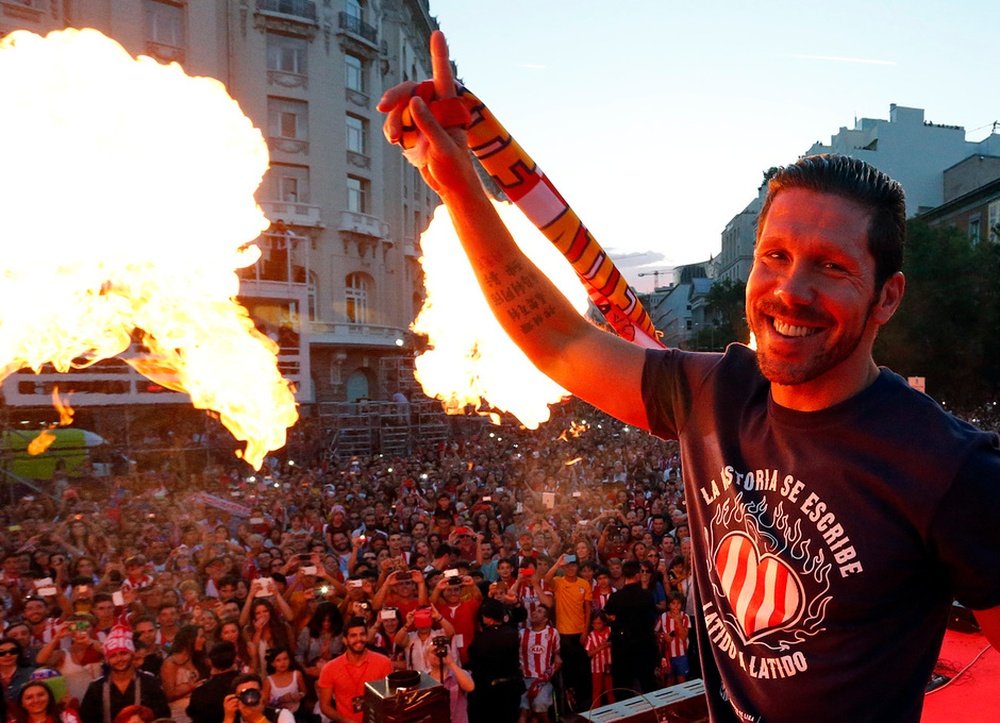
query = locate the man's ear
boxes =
[872,272,905,326]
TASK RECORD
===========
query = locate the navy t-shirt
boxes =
[642,344,1000,723]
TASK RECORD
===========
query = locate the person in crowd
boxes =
[80,626,170,723]
[517,605,560,723]
[187,641,240,723]
[656,592,690,687]
[585,611,614,709]
[394,605,456,674]
[605,561,659,697]
[33,614,103,705]
[466,600,523,723]
[423,635,475,723]
[260,646,305,718]
[111,704,155,723]
[8,680,79,723]
[316,617,392,723]
[0,639,34,703]
[222,673,294,723]
[543,553,590,712]
[160,624,205,723]
[296,601,343,682]
[430,571,481,664]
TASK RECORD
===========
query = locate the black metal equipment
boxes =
[363,670,451,723]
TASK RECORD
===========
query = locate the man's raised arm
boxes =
[378,32,649,429]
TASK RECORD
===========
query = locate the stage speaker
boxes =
[363,670,450,723]
[579,679,708,723]
[946,602,980,633]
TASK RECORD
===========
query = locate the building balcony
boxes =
[338,12,377,43]
[254,0,318,38]
[403,239,420,257]
[260,200,323,228]
[144,41,185,64]
[257,0,317,21]
[338,210,388,239]
[336,11,378,56]
[306,321,407,348]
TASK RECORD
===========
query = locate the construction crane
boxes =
[638,269,670,287]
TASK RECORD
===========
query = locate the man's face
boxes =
[134,621,157,646]
[6,625,29,648]
[24,600,47,624]
[344,624,367,654]
[158,606,178,628]
[106,648,134,673]
[332,533,350,552]
[747,188,897,392]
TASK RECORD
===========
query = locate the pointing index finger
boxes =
[430,30,455,99]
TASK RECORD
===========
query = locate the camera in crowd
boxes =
[237,688,262,706]
[431,635,449,659]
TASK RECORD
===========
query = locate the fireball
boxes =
[0,28,297,469]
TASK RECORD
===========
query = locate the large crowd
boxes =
[0,399,699,723]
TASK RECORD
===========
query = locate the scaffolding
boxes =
[317,397,451,460]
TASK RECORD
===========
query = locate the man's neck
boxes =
[110,668,136,689]
[345,648,367,664]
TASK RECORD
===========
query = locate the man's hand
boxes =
[377,31,475,198]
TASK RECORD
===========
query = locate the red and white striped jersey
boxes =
[518,580,549,619]
[657,612,689,658]
[519,624,560,679]
[585,628,612,673]
[591,587,613,612]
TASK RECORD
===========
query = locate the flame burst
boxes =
[412,200,589,429]
[0,29,297,469]
[27,387,76,456]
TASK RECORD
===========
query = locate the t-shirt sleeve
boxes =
[316,660,336,689]
[642,348,682,439]
[929,443,1000,609]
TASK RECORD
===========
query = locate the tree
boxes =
[875,220,1000,410]
[694,279,748,351]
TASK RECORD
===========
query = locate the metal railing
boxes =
[258,0,317,22]
[338,11,377,43]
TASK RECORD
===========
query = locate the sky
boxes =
[429,0,1000,292]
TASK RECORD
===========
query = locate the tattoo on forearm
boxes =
[482,259,559,335]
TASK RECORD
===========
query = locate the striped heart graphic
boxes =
[714,532,804,641]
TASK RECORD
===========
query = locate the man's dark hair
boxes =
[93,592,113,606]
[208,640,237,670]
[343,615,368,635]
[217,574,240,590]
[757,154,905,291]
[231,672,262,692]
[621,559,641,579]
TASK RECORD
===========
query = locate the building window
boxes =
[345,272,369,324]
[269,97,309,140]
[969,215,981,246]
[267,33,307,75]
[307,272,318,320]
[989,200,1000,243]
[346,114,366,154]
[144,0,185,47]
[345,0,362,22]
[346,175,368,213]
[345,53,364,92]
[270,163,310,203]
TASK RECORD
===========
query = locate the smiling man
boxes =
[378,31,1000,723]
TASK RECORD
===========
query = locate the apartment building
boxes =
[0,0,439,415]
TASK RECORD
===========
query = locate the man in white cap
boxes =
[79,625,170,723]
